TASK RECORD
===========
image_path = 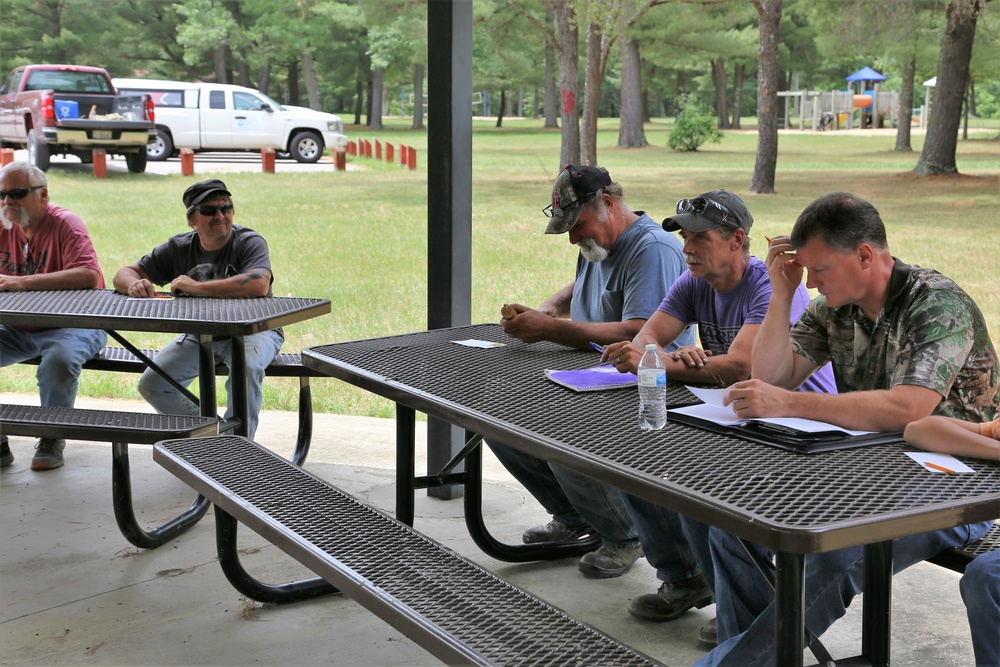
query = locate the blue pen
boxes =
[589,342,605,353]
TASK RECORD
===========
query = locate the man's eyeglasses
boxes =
[190,204,234,216]
[0,186,44,200]
[542,191,599,218]
[676,197,740,229]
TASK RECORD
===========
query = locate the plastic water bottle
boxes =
[637,343,667,430]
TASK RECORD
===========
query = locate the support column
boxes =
[426,0,473,500]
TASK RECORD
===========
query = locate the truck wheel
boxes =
[27,130,50,171]
[289,131,323,163]
[125,150,147,173]
[147,130,173,161]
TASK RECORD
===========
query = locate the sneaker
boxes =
[522,519,592,544]
[628,573,713,621]
[578,543,643,579]
[698,616,718,648]
[1,436,12,468]
[31,438,65,471]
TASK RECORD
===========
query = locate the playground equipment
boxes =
[776,66,906,131]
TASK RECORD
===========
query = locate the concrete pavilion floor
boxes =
[0,392,979,667]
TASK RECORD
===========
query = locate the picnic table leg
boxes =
[112,441,210,549]
[214,506,340,603]
[774,551,806,667]
[396,404,417,525]
[462,435,600,563]
[289,376,313,466]
[862,541,893,666]
[230,336,250,437]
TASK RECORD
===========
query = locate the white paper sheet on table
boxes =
[675,385,874,436]
[905,452,976,474]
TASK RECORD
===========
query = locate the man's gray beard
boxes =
[1,206,30,230]
[578,237,608,263]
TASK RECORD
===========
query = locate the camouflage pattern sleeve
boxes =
[788,296,832,367]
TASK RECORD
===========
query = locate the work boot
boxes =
[628,573,713,621]
[522,519,592,544]
[31,438,65,471]
[1,436,12,467]
[578,543,643,578]
[698,616,718,648]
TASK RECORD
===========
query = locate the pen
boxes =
[925,461,955,475]
[589,342,605,353]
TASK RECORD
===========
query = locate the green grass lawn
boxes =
[4,118,998,418]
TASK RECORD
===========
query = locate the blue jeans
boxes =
[623,494,713,589]
[961,547,1000,666]
[696,521,994,667]
[137,331,283,439]
[487,441,638,547]
[0,325,107,408]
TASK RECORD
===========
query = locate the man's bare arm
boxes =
[0,267,101,292]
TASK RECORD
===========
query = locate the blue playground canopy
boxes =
[846,66,886,82]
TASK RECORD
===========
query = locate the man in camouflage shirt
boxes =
[693,192,998,666]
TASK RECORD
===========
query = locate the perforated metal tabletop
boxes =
[305,324,999,554]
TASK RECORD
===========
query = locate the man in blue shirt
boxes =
[494,165,693,579]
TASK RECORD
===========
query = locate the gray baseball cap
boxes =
[662,189,753,233]
[543,165,613,234]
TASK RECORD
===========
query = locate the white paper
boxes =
[905,452,976,474]
[451,339,505,349]
[677,387,874,436]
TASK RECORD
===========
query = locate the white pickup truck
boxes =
[112,78,348,163]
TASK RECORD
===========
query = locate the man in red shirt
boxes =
[0,160,106,470]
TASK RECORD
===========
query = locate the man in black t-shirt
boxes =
[113,179,283,438]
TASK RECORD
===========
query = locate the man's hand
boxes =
[602,340,644,374]
[125,278,158,297]
[723,378,793,418]
[764,235,803,303]
[669,345,713,369]
[500,304,554,343]
[0,274,27,291]
[169,275,200,295]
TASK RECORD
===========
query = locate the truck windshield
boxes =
[24,70,112,94]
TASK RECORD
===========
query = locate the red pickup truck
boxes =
[0,64,156,173]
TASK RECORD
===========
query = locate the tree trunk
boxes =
[257,57,271,96]
[365,75,373,126]
[213,46,228,84]
[750,0,782,195]
[580,21,605,166]
[369,67,384,129]
[895,56,916,152]
[517,88,525,117]
[915,0,981,175]
[641,88,651,123]
[543,18,559,129]
[555,1,581,167]
[287,59,300,106]
[496,90,507,127]
[618,37,647,148]
[731,63,745,129]
[303,51,321,111]
[411,63,425,130]
[714,58,730,129]
[354,77,364,126]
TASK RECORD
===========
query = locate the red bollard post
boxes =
[0,148,14,166]
[92,149,107,179]
[261,147,275,173]
[347,141,356,156]
[335,149,346,171]
[399,145,408,166]
[364,139,372,158]
[407,146,416,171]
[385,143,394,164]
[180,148,195,176]
[374,140,382,160]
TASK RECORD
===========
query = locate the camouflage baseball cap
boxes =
[662,189,753,234]
[543,165,613,234]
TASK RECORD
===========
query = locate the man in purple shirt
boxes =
[603,190,837,646]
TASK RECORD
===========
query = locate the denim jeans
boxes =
[961,547,1000,666]
[623,494,713,589]
[0,325,107,408]
[487,441,639,547]
[696,521,994,667]
[137,331,283,439]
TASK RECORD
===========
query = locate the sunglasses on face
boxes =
[676,197,740,229]
[542,191,599,218]
[0,185,44,200]
[191,204,234,216]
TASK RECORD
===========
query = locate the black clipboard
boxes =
[668,410,905,454]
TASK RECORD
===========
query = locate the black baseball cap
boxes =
[662,189,753,233]
[183,179,232,209]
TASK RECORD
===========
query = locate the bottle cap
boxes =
[645,344,656,351]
